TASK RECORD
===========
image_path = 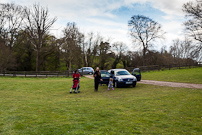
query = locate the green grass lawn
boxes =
[142,67,202,84]
[0,77,202,134]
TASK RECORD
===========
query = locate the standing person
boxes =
[108,78,114,91]
[94,67,102,92]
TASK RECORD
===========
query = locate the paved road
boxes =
[84,75,202,89]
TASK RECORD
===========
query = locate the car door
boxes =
[87,68,91,74]
[83,68,87,74]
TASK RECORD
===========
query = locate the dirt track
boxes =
[84,75,202,89]
[139,80,202,89]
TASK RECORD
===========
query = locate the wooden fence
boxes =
[0,64,201,77]
[0,71,74,77]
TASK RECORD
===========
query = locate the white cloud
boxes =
[150,0,191,16]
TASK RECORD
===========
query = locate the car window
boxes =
[116,71,130,76]
[83,68,86,70]
[87,68,91,70]
[133,71,140,75]
[101,71,110,77]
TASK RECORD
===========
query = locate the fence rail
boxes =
[0,71,74,77]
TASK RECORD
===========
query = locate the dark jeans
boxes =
[94,79,100,91]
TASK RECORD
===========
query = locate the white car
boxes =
[109,69,137,88]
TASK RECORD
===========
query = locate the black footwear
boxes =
[70,92,72,94]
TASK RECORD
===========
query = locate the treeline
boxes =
[0,1,201,72]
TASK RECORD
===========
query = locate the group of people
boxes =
[72,67,114,92]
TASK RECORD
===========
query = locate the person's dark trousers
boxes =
[94,80,99,91]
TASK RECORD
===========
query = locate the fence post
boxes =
[57,72,59,77]
[13,71,16,77]
[25,71,26,77]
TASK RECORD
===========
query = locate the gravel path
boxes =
[84,75,202,89]
[84,75,94,79]
[139,80,202,89]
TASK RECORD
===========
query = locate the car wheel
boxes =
[133,82,136,87]
[89,72,92,75]
[115,82,118,88]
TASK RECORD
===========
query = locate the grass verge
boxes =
[142,67,202,84]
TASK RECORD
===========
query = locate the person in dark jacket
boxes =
[94,67,102,92]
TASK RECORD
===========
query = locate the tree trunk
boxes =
[36,48,40,72]
[69,60,71,76]
[143,47,146,66]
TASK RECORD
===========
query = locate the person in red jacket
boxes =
[71,70,81,92]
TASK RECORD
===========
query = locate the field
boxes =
[0,75,202,134]
[142,67,202,84]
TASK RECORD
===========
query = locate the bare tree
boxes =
[24,4,57,71]
[99,41,111,69]
[170,37,195,66]
[112,42,127,68]
[61,22,83,73]
[0,3,24,47]
[128,15,165,65]
[183,0,202,61]
[170,39,181,59]
[82,32,104,67]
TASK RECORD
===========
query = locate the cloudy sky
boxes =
[3,0,193,51]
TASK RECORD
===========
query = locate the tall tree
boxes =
[170,38,194,66]
[83,32,103,67]
[112,42,127,69]
[0,3,24,48]
[39,35,61,71]
[183,0,202,61]
[0,3,24,71]
[99,41,111,69]
[128,15,165,65]
[61,22,83,73]
[0,40,15,71]
[12,30,34,71]
[24,4,57,71]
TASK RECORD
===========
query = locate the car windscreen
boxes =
[101,71,110,77]
[116,71,130,76]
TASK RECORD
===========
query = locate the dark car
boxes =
[132,68,141,81]
[100,70,110,85]
[109,69,137,88]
